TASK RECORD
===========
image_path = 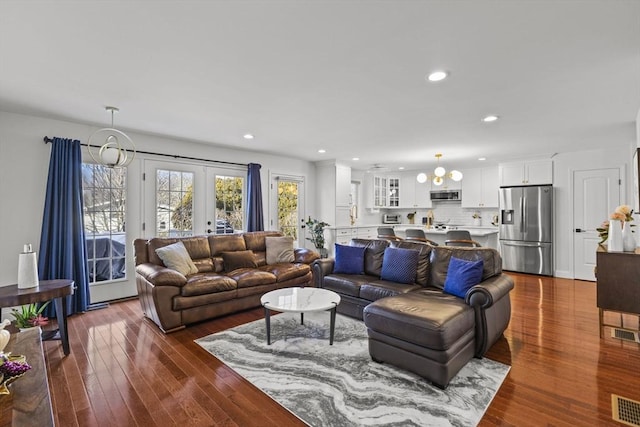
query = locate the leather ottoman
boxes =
[363,289,476,389]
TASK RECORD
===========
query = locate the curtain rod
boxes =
[43,136,248,168]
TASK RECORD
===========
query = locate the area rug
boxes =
[195,312,509,427]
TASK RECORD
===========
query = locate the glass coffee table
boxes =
[260,287,341,345]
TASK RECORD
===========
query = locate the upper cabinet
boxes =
[316,161,352,226]
[366,172,432,209]
[499,160,553,186]
[461,166,499,208]
[387,176,400,207]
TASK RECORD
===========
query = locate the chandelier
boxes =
[88,106,136,168]
[416,153,463,186]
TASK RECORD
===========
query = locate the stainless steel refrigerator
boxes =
[499,185,553,276]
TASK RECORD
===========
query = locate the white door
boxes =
[573,168,621,280]
[270,174,305,246]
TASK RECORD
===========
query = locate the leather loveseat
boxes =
[312,238,513,388]
[134,231,319,333]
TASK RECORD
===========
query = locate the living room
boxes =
[1,1,639,426]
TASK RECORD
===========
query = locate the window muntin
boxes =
[156,169,194,237]
[215,175,244,234]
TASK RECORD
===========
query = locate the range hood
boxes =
[430,190,461,202]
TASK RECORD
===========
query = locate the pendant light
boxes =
[416,153,463,186]
[88,106,136,168]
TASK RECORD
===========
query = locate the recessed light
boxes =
[243,134,254,139]
[482,115,499,122]
[352,157,360,161]
[478,157,486,161]
[318,149,326,154]
[398,166,405,170]
[427,71,448,82]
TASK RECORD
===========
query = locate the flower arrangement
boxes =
[304,217,330,250]
[597,204,634,244]
[10,302,50,329]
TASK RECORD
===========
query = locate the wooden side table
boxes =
[0,279,74,355]
[0,328,54,426]
[595,247,640,337]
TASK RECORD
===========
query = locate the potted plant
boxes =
[10,302,50,330]
[305,216,330,258]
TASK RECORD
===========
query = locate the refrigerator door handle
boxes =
[519,196,524,233]
[502,241,546,248]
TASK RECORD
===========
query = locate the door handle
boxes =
[575,228,584,232]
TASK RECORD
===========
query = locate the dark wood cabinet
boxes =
[596,246,640,337]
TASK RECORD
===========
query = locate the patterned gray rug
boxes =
[195,311,509,427]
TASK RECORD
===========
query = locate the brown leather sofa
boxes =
[134,231,319,333]
[312,238,513,388]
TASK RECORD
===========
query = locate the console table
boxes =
[595,246,640,337]
[0,279,74,355]
[0,328,54,426]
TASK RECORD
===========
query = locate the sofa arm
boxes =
[465,274,514,308]
[294,248,321,264]
[136,263,187,287]
[311,258,336,287]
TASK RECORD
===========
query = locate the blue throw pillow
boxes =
[380,247,420,284]
[333,244,366,274]
[443,257,484,298]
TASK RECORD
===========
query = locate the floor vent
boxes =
[612,394,640,426]
[611,328,640,343]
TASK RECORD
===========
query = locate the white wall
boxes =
[0,111,316,302]
[552,145,633,278]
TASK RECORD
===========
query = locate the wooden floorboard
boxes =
[40,273,639,426]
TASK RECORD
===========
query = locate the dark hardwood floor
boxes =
[42,273,640,426]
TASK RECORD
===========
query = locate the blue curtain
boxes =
[246,163,264,231]
[39,137,90,317]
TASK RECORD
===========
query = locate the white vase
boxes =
[607,219,623,252]
[622,221,636,252]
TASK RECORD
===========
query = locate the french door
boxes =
[270,173,305,246]
[143,160,246,237]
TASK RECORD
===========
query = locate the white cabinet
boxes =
[499,160,552,186]
[462,166,499,208]
[387,176,400,207]
[372,175,388,208]
[316,161,352,226]
[399,172,432,208]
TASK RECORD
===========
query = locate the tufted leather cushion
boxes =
[350,239,389,276]
[225,269,277,288]
[429,246,502,289]
[181,274,237,297]
[148,236,211,267]
[222,250,258,272]
[209,234,246,256]
[259,263,310,282]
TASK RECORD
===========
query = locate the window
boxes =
[215,175,243,234]
[82,164,127,284]
[156,169,194,237]
[277,179,300,240]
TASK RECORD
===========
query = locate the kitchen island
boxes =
[324,224,499,255]
[394,225,499,249]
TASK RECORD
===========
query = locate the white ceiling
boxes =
[1,1,639,172]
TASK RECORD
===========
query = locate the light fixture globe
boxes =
[416,173,428,184]
[88,107,135,168]
[450,170,463,181]
[433,176,443,186]
[434,166,446,177]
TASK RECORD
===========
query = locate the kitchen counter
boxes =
[393,225,499,237]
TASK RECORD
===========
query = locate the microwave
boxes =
[430,190,462,201]
[382,214,402,224]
